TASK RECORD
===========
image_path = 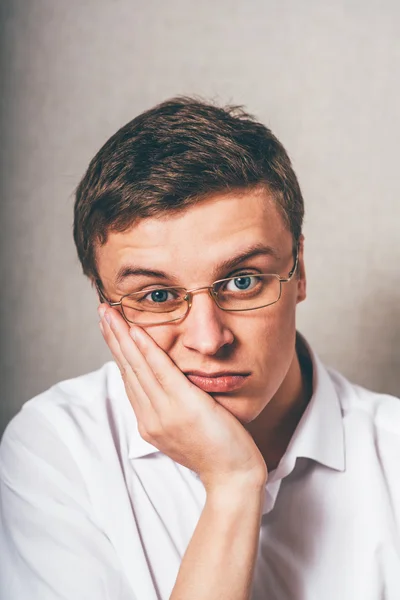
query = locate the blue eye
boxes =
[235,277,251,290]
[147,289,171,303]
[226,276,257,292]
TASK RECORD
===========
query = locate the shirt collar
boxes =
[269,334,345,481]
[128,429,160,460]
[125,334,346,470]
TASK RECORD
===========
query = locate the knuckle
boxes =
[137,423,151,443]
[131,364,142,379]
[154,369,169,387]
[138,419,163,442]
[120,362,130,382]
[119,361,142,382]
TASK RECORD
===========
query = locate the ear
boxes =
[296,234,307,304]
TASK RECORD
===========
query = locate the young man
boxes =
[1,98,399,600]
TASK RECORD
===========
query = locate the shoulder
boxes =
[0,361,132,483]
[328,366,400,439]
[2,360,120,436]
[0,364,139,599]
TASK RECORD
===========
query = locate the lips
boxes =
[185,371,250,393]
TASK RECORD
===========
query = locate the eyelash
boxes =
[126,268,264,296]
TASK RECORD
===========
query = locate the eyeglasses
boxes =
[97,250,299,326]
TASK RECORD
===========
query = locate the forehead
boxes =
[96,189,291,284]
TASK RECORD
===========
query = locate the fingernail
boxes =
[99,320,104,334]
[98,305,106,319]
[104,312,111,325]
[129,327,137,342]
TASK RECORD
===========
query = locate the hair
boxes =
[73,96,304,283]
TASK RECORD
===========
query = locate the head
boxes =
[74,97,306,424]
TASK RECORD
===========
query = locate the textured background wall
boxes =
[1,0,399,436]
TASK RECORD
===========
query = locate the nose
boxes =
[181,289,234,355]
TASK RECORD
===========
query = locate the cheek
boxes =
[240,287,297,342]
[141,324,177,354]
[243,296,297,382]
[248,310,295,361]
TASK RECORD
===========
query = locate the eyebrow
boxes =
[215,244,280,276]
[115,267,174,287]
[114,244,280,287]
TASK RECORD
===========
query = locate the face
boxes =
[95,188,306,424]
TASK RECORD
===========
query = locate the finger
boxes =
[129,324,210,404]
[98,305,127,373]
[104,308,169,413]
[99,310,152,420]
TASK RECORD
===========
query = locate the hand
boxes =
[98,306,268,491]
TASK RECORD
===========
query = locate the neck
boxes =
[245,336,313,472]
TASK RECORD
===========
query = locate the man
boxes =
[0,98,399,600]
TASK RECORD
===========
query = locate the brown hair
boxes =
[73,97,304,283]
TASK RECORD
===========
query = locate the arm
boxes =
[99,307,268,600]
[170,479,265,600]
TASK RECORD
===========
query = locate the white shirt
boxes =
[1,338,400,600]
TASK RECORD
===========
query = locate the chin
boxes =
[211,393,265,424]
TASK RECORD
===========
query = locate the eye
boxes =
[225,275,258,292]
[144,289,177,303]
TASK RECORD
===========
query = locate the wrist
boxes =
[204,471,267,504]
[204,480,266,528]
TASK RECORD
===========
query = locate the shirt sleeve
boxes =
[0,406,137,600]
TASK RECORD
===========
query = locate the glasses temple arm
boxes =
[95,281,110,304]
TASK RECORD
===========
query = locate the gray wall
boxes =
[1,0,399,436]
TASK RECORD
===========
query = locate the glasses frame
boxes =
[96,248,299,326]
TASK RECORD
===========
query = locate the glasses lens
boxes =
[121,287,188,324]
[214,274,281,310]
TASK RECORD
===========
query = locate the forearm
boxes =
[170,478,266,600]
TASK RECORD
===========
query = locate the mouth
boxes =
[184,371,251,393]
